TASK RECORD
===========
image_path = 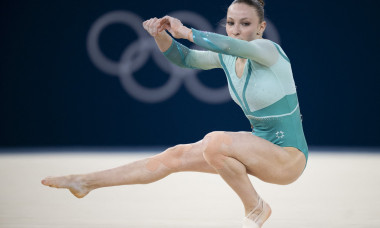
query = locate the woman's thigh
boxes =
[209,131,306,184]
[153,131,306,184]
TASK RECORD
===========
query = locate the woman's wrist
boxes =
[155,30,169,40]
[187,28,193,41]
[183,27,193,42]
[154,31,173,52]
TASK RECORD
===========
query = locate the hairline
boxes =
[229,1,265,23]
[227,17,253,20]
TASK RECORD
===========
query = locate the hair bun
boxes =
[257,0,265,7]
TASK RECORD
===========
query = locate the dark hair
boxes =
[231,0,265,22]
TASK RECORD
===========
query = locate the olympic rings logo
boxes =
[87,10,281,104]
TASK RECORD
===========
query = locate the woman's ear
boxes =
[259,21,267,35]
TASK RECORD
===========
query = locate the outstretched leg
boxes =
[42,131,306,228]
[41,141,216,198]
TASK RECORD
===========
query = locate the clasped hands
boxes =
[142,16,192,40]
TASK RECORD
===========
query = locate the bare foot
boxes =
[243,197,272,228]
[41,175,91,198]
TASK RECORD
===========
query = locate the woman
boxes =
[42,0,308,227]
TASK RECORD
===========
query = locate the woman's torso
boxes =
[218,43,308,160]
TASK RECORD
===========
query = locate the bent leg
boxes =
[41,141,216,198]
[202,131,306,227]
[203,132,261,216]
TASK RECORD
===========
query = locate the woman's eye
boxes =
[227,22,234,26]
[242,23,250,26]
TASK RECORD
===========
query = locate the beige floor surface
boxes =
[0,150,379,228]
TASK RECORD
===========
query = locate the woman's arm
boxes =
[143,17,221,70]
[159,16,279,67]
[191,29,279,67]
[163,39,221,70]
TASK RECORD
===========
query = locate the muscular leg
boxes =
[42,131,306,227]
[202,131,306,227]
[41,141,216,198]
[203,132,259,214]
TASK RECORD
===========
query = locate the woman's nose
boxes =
[232,25,240,36]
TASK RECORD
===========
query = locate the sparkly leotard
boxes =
[163,28,308,161]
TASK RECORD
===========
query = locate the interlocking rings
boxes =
[87,10,281,103]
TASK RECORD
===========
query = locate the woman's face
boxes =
[226,3,266,41]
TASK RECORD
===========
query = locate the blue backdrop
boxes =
[1,0,379,148]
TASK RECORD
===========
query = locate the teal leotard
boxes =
[163,28,308,161]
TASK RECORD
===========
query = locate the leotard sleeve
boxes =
[163,39,222,70]
[191,28,279,67]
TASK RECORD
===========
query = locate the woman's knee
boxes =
[202,131,232,167]
[146,144,188,172]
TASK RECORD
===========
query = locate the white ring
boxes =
[118,38,183,103]
[87,11,148,75]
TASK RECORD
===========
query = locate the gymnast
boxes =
[42,1,308,227]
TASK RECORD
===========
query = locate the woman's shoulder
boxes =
[251,39,290,63]
[249,38,278,48]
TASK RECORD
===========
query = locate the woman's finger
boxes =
[154,19,167,34]
[158,17,169,27]
[153,20,161,35]
[161,15,172,21]
[146,18,156,35]
[157,24,166,33]
[152,18,160,36]
[142,20,149,30]
[143,17,174,36]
